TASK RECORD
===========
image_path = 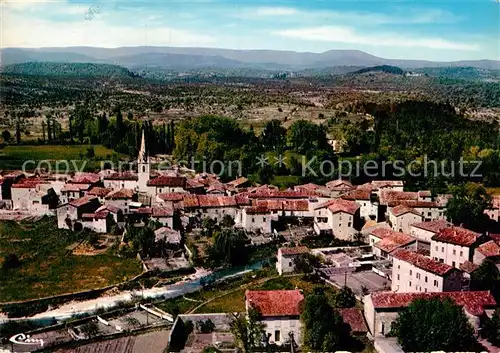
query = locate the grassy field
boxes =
[193,275,338,314]
[0,218,142,302]
[0,144,124,171]
[156,270,337,316]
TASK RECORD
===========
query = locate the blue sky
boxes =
[2,0,499,61]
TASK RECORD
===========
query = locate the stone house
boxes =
[430,226,483,269]
[391,249,463,293]
[364,291,496,337]
[276,246,309,275]
[245,290,304,346]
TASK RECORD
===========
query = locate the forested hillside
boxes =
[2,62,138,79]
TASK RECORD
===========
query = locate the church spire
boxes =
[138,129,147,162]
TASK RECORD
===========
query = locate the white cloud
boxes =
[2,0,51,10]
[238,6,458,25]
[274,26,479,51]
[253,6,299,16]
[3,13,216,48]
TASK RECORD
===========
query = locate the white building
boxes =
[473,240,500,265]
[10,178,54,215]
[80,210,113,233]
[388,205,423,234]
[276,246,309,275]
[104,188,135,213]
[391,248,463,293]
[430,226,482,269]
[342,188,378,222]
[147,176,186,196]
[371,229,417,260]
[137,130,150,193]
[56,195,100,230]
[314,199,360,240]
[245,290,304,346]
[103,172,138,190]
[409,219,452,246]
[364,291,496,337]
[238,206,276,234]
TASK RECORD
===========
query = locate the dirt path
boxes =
[187,274,300,314]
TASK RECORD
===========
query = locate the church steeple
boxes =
[138,129,147,163]
[138,129,150,192]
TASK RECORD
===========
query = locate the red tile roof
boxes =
[326,199,360,215]
[373,233,416,253]
[71,173,100,184]
[105,188,135,200]
[342,188,372,201]
[379,190,418,205]
[411,219,452,233]
[372,180,404,189]
[432,226,481,247]
[198,195,238,207]
[392,249,455,276]
[476,240,500,258]
[245,206,272,215]
[370,291,496,316]
[245,290,304,317]
[336,308,368,333]
[136,207,152,215]
[460,261,479,274]
[390,205,421,217]
[326,179,354,190]
[152,206,174,217]
[69,195,98,208]
[399,200,441,208]
[104,172,138,181]
[11,177,46,189]
[418,190,432,198]
[370,227,400,239]
[185,179,204,189]
[88,187,113,197]
[227,177,249,187]
[81,210,109,219]
[61,183,90,192]
[148,176,186,187]
[279,246,309,255]
[157,192,186,202]
[248,190,313,199]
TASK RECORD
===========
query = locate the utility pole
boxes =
[344,271,347,287]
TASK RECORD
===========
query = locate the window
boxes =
[409,281,412,287]
[434,280,438,287]
[460,251,463,257]
[289,261,292,267]
[442,247,444,252]
[142,166,146,173]
[222,210,225,214]
[428,212,431,217]
[425,288,427,292]
[263,217,266,222]
[252,217,255,223]
[435,246,438,251]
[339,224,341,227]
[453,249,456,255]
[398,265,400,269]
[274,330,281,342]
[425,276,428,283]
[381,322,385,334]
[339,216,342,221]
[410,270,412,275]
[416,273,420,279]
[348,222,351,227]
[452,261,456,267]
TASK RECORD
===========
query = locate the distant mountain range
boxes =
[2,47,499,71]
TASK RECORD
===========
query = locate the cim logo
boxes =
[9,333,44,348]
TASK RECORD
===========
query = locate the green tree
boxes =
[221,214,235,228]
[211,228,248,266]
[445,182,491,231]
[334,286,356,308]
[261,120,286,151]
[301,291,349,351]
[293,253,319,274]
[483,308,500,345]
[230,307,265,353]
[286,120,329,155]
[2,130,11,143]
[391,297,478,351]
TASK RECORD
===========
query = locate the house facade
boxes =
[364,291,496,337]
[245,290,304,346]
[391,249,463,293]
[276,247,309,275]
[430,226,482,269]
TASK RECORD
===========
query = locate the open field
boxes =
[193,275,338,314]
[0,144,118,161]
[0,218,142,302]
[0,144,124,171]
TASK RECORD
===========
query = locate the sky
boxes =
[2,0,500,61]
